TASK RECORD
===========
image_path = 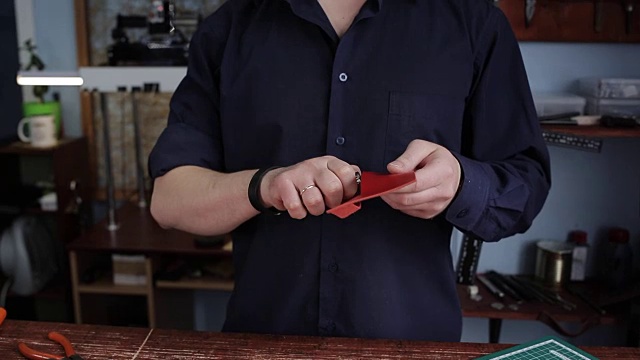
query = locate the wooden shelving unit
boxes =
[156,277,234,292]
[499,0,640,43]
[542,124,640,138]
[68,202,233,328]
[0,137,92,322]
[76,278,149,296]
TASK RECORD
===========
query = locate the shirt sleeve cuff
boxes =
[444,152,489,232]
[148,122,222,179]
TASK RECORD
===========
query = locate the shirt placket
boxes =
[317,36,353,336]
[318,8,380,336]
[286,0,380,337]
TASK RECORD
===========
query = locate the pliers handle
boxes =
[18,331,83,360]
[0,307,6,326]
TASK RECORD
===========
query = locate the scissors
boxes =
[18,331,84,360]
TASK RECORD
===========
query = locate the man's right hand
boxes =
[259,156,360,219]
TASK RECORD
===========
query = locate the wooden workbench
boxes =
[1,320,639,359]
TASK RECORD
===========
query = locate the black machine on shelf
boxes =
[107,0,201,66]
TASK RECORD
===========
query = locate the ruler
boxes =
[542,131,602,153]
[455,234,483,285]
[477,336,598,359]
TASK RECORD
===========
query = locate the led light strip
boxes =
[16,71,84,86]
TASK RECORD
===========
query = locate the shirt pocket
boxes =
[384,91,465,165]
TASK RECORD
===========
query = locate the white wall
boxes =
[14,0,35,103]
[18,0,82,137]
[522,43,640,93]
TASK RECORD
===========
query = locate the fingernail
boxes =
[389,161,402,169]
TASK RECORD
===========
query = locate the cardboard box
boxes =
[112,254,147,286]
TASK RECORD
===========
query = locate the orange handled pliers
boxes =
[18,332,83,360]
[0,307,6,326]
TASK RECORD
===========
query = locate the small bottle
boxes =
[605,227,634,293]
[568,230,588,282]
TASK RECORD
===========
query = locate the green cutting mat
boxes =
[477,336,599,360]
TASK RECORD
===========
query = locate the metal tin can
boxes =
[535,240,574,288]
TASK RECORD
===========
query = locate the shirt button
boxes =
[335,137,346,145]
[329,262,339,273]
[338,73,348,82]
[457,209,469,218]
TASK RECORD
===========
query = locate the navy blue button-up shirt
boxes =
[149,0,551,341]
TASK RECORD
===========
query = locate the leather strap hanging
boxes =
[537,311,602,337]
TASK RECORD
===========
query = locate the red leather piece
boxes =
[327,171,417,219]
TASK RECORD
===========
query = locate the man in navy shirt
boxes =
[149,0,551,341]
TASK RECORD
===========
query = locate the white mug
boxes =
[17,115,58,147]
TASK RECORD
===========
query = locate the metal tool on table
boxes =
[477,274,505,301]
[477,275,519,311]
[499,274,539,302]
[510,276,555,304]
[525,0,536,28]
[517,277,577,311]
[18,331,83,360]
[594,0,603,33]
[566,285,607,315]
[485,271,525,304]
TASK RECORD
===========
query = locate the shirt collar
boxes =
[283,0,383,13]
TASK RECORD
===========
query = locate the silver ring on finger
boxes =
[299,184,317,196]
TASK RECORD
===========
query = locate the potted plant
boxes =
[20,39,62,138]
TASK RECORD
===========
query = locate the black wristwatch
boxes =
[247,167,282,215]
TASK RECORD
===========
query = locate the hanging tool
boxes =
[18,331,84,360]
[594,0,603,33]
[118,87,128,200]
[525,0,536,28]
[169,0,176,33]
[99,91,120,231]
[456,234,483,285]
[131,88,148,208]
[622,0,635,34]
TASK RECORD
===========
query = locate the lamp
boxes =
[16,71,84,87]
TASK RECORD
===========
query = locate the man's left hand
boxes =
[381,139,462,220]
